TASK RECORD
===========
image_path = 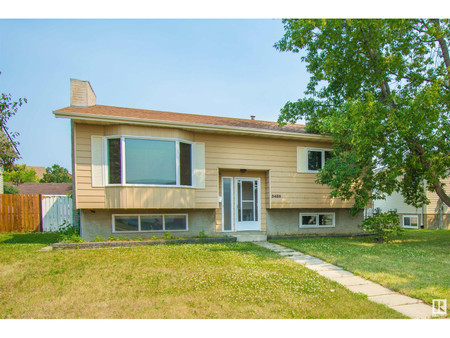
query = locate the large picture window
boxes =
[113,214,188,232]
[125,138,176,185]
[106,137,193,186]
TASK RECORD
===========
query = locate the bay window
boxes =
[106,137,193,186]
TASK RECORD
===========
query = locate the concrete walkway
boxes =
[254,241,434,319]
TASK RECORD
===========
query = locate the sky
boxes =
[0,19,310,172]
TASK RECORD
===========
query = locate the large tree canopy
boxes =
[275,19,450,214]
[0,72,26,169]
[40,164,72,183]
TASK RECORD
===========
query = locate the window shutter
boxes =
[193,142,205,188]
[91,136,105,187]
[297,147,307,173]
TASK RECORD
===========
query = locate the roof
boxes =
[54,104,309,135]
[4,182,72,195]
[25,166,46,179]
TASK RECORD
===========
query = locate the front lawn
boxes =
[0,233,404,319]
[271,230,450,305]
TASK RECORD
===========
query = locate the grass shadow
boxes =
[0,233,60,245]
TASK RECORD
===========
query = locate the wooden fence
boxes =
[0,194,42,233]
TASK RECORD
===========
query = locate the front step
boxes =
[231,232,267,242]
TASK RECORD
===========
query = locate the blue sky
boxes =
[0,19,309,171]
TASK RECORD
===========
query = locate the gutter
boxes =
[53,110,332,142]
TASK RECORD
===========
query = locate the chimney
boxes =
[70,79,96,107]
[250,115,255,120]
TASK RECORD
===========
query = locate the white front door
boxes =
[235,178,261,231]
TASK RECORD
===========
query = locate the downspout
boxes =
[421,180,425,229]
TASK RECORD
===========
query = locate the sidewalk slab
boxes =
[316,269,354,279]
[332,276,372,286]
[278,251,299,256]
[391,303,433,319]
[369,293,422,307]
[345,282,397,297]
[303,258,325,265]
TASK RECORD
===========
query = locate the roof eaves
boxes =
[53,110,331,141]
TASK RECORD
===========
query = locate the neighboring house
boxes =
[53,79,363,241]
[3,182,72,195]
[372,181,450,230]
[25,166,46,180]
[0,128,20,194]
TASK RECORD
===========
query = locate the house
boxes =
[25,166,46,180]
[372,182,449,230]
[3,182,72,195]
[53,79,363,241]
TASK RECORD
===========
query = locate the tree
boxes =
[3,164,38,185]
[0,72,27,169]
[40,164,72,183]
[275,19,450,214]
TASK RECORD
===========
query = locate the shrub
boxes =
[163,232,174,240]
[3,184,19,194]
[360,210,404,242]
[58,221,83,243]
[93,236,107,242]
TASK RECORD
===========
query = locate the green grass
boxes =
[0,233,405,319]
[271,230,450,305]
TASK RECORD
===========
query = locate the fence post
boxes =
[39,194,43,233]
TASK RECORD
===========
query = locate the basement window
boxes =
[299,212,335,228]
[113,214,188,233]
[403,215,419,229]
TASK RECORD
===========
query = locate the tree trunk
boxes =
[430,19,450,69]
[432,181,450,208]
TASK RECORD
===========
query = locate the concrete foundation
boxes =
[80,209,216,241]
[266,208,364,236]
[80,207,364,241]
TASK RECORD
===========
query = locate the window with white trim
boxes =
[299,212,335,228]
[106,137,192,186]
[307,149,332,171]
[402,215,419,229]
[113,214,188,232]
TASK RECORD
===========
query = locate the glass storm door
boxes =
[235,178,261,231]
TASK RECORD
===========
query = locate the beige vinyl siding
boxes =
[74,123,105,209]
[74,123,352,210]
[105,187,195,208]
[104,124,194,140]
[195,133,352,209]
[426,177,450,215]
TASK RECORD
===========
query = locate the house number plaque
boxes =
[271,194,281,198]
